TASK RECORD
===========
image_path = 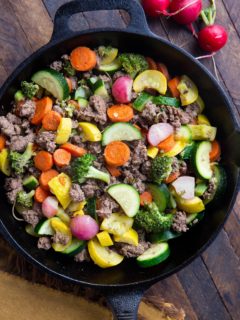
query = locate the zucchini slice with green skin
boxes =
[149,230,181,243]
[25,224,39,237]
[187,212,205,226]
[92,79,109,99]
[34,219,55,236]
[179,142,195,160]
[98,47,119,65]
[188,124,217,141]
[175,125,192,143]
[61,238,86,256]
[31,68,69,101]
[102,122,142,146]
[152,95,181,108]
[195,182,208,197]
[86,197,98,222]
[137,243,170,268]
[191,141,212,180]
[133,92,152,111]
[23,175,39,190]
[146,183,170,212]
[98,59,122,72]
[74,86,90,100]
[107,184,140,218]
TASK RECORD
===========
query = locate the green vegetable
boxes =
[146,183,170,212]
[23,175,39,190]
[118,53,148,78]
[21,81,39,99]
[179,142,195,160]
[9,143,34,175]
[152,95,181,108]
[149,230,181,243]
[86,197,98,222]
[74,86,90,100]
[134,202,173,233]
[136,242,170,268]
[150,156,173,184]
[16,190,35,208]
[14,90,25,102]
[133,92,152,111]
[71,154,110,184]
[191,141,212,180]
[98,46,118,65]
[61,238,86,256]
[195,182,208,196]
[63,60,76,76]
[34,218,55,236]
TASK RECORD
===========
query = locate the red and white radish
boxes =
[147,123,174,146]
[198,25,228,52]
[172,176,195,199]
[112,76,133,104]
[141,0,170,17]
[70,215,99,240]
[169,0,202,25]
[42,196,58,218]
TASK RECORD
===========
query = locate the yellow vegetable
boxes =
[114,228,138,246]
[51,217,72,252]
[177,75,198,106]
[56,208,70,225]
[68,200,87,212]
[147,146,159,159]
[176,196,205,214]
[198,114,211,126]
[97,231,113,247]
[48,173,72,209]
[100,212,133,236]
[73,210,85,217]
[0,148,11,176]
[196,96,205,112]
[55,118,72,144]
[88,238,123,268]
[133,70,167,95]
[78,122,102,142]
[163,141,186,157]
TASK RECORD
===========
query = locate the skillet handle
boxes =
[51,0,152,41]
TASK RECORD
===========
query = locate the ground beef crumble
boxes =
[172,211,189,233]
[37,237,51,250]
[96,193,119,219]
[70,183,86,202]
[35,131,56,153]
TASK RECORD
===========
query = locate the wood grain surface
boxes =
[0,0,240,319]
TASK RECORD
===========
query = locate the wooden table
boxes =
[0,1,240,319]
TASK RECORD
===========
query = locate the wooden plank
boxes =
[0,63,8,86]
[222,0,240,36]
[177,256,232,319]
[202,231,240,319]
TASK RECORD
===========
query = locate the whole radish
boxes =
[169,0,202,25]
[198,25,228,52]
[141,0,170,17]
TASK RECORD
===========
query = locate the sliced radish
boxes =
[42,196,58,218]
[172,176,195,200]
[147,123,174,146]
[70,215,99,240]
[112,76,133,103]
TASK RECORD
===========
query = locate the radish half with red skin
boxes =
[147,123,174,146]
[112,76,133,104]
[141,0,170,17]
[169,0,202,25]
[198,25,228,52]
[42,196,58,218]
[70,215,99,240]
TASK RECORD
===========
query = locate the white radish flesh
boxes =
[42,196,59,218]
[172,176,195,200]
[112,76,133,103]
[147,123,174,146]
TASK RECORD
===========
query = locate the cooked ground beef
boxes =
[4,177,23,204]
[179,160,187,175]
[21,210,41,227]
[185,102,201,121]
[35,131,56,153]
[69,76,78,90]
[112,71,126,81]
[74,249,90,262]
[52,231,70,246]
[122,169,146,193]
[202,176,216,200]
[129,140,148,167]
[0,113,22,137]
[172,211,189,233]
[171,157,179,174]
[140,160,152,176]
[28,166,41,178]
[141,101,160,124]
[7,132,35,152]
[53,104,65,116]
[87,142,102,155]
[116,237,150,258]
[96,193,119,219]
[70,184,86,202]
[50,60,63,72]
[77,95,107,126]
[37,237,51,250]
[70,135,86,148]
[18,100,36,119]
[81,179,102,198]
[156,105,191,129]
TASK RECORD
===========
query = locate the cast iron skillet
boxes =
[0,1,240,319]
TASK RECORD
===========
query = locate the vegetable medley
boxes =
[0,45,226,268]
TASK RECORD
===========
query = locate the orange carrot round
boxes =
[106,165,122,177]
[39,169,59,191]
[34,186,50,203]
[145,57,157,70]
[34,151,53,171]
[42,111,62,131]
[31,97,53,125]
[158,134,176,153]
[104,141,130,166]
[140,191,153,206]
[157,63,170,81]
[70,46,97,71]
[210,140,221,162]
[107,105,134,122]
[168,77,181,98]
[53,149,71,167]
[65,77,73,92]
[60,143,87,157]
[0,135,6,151]
[165,171,180,184]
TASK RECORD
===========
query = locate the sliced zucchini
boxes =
[74,86,90,100]
[102,122,142,146]
[149,230,181,243]
[186,212,205,226]
[133,70,167,95]
[146,183,170,212]
[137,243,170,268]
[188,124,217,141]
[86,197,98,222]
[133,92,152,111]
[98,59,122,72]
[176,196,205,214]
[177,75,198,106]
[98,46,118,65]
[195,182,208,197]
[92,79,109,100]
[192,141,212,180]
[179,142,195,160]
[175,125,192,143]
[23,175,39,190]
[61,238,86,256]
[25,224,39,237]
[195,96,205,113]
[152,95,181,108]
[31,68,69,101]
[100,212,134,236]
[34,219,55,236]
[77,98,88,108]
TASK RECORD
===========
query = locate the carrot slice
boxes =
[107,105,134,122]
[34,186,50,203]
[31,97,53,125]
[34,151,53,171]
[0,135,6,151]
[104,141,130,166]
[65,77,73,92]
[157,63,170,81]
[140,191,153,206]
[210,140,221,162]
[60,143,87,157]
[158,134,176,153]
[39,169,59,191]
[53,149,71,167]
[168,77,181,98]
[70,46,97,71]
[145,57,157,70]
[106,165,122,177]
[165,171,180,184]
[42,111,62,131]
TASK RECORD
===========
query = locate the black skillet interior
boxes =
[0,0,240,290]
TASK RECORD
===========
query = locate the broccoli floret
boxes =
[9,143,34,175]
[135,202,173,233]
[16,190,35,208]
[63,60,76,76]
[150,156,173,184]
[118,53,148,78]
[21,81,39,99]
[71,154,110,184]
